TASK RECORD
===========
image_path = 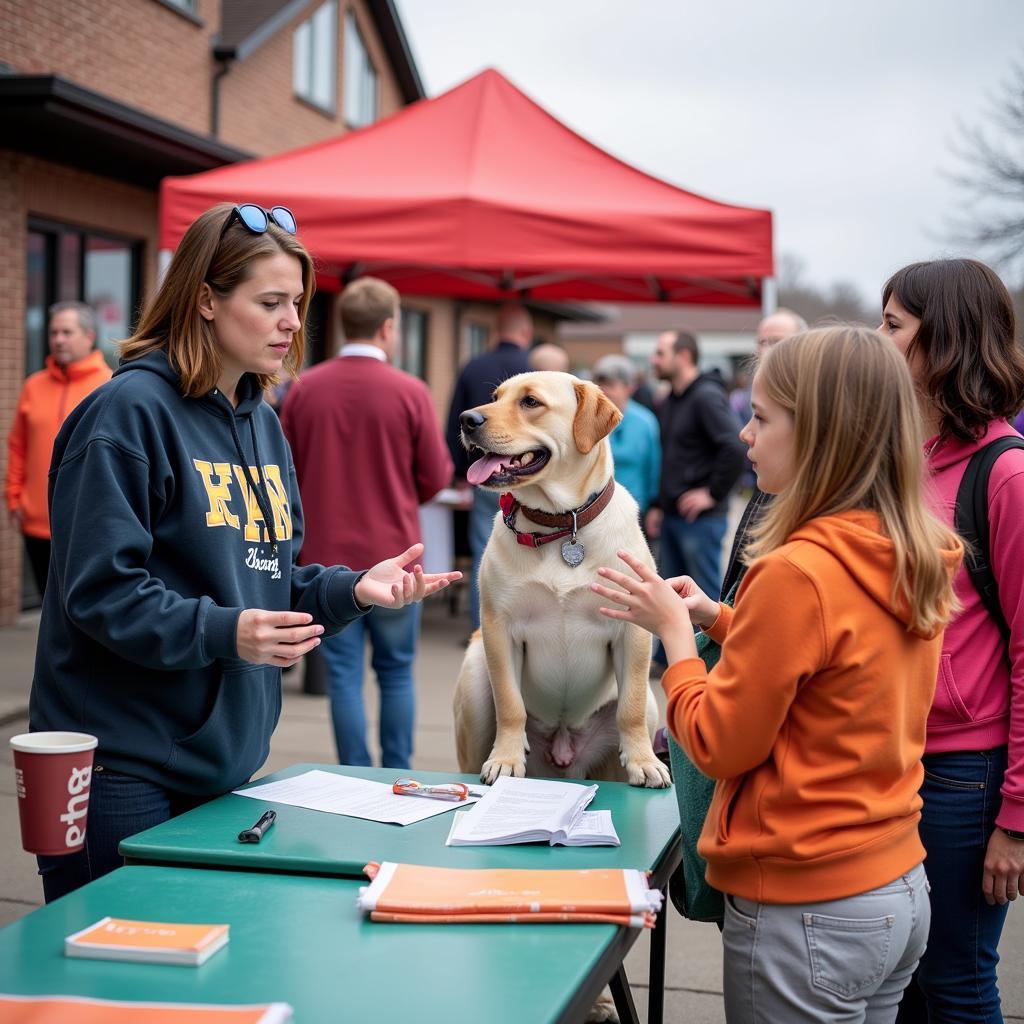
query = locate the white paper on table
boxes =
[233,770,480,826]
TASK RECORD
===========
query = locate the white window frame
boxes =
[293,0,338,114]
[465,322,489,361]
[400,306,428,380]
[343,9,378,127]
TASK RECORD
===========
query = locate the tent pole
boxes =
[453,300,465,372]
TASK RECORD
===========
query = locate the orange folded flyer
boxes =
[368,910,655,927]
[358,861,662,927]
[64,917,229,966]
[0,994,292,1023]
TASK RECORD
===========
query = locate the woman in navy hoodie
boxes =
[30,204,460,902]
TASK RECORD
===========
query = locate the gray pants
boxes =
[723,863,930,1024]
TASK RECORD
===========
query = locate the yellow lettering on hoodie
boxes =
[262,464,293,541]
[192,460,240,529]
[232,465,274,543]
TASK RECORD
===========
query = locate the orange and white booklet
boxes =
[0,994,292,1023]
[358,861,662,928]
[64,917,229,966]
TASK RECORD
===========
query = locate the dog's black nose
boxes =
[460,410,486,434]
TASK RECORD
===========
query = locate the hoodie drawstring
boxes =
[226,412,279,554]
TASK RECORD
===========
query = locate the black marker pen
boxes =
[238,809,277,843]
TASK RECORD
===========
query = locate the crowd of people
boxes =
[5,199,1023,1023]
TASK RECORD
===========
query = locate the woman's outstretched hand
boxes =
[355,543,462,610]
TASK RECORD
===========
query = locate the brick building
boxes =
[0,0,438,622]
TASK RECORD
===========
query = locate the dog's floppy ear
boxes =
[572,380,623,454]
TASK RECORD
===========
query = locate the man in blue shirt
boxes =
[593,354,661,521]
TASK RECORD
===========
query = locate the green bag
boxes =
[665,582,739,924]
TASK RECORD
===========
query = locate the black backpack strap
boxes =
[954,435,1024,643]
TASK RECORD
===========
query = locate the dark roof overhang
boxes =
[0,75,252,188]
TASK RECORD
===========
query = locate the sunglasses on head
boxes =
[221,204,297,238]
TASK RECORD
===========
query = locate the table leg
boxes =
[648,902,667,1024]
[610,964,640,1024]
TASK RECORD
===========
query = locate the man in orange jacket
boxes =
[5,302,112,596]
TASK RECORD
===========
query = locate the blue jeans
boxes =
[469,489,500,630]
[655,511,727,663]
[320,604,421,769]
[898,747,1010,1023]
[658,510,728,597]
[37,767,208,903]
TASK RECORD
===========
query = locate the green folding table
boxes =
[120,764,682,1023]
[0,865,640,1023]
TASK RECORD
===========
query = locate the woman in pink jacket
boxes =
[882,258,1024,1023]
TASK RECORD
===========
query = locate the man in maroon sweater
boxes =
[281,278,452,768]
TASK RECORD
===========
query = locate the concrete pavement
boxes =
[1,598,1022,1021]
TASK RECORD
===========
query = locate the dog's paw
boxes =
[622,755,672,788]
[480,752,527,784]
[585,989,619,1023]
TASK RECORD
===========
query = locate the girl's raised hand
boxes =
[591,549,693,638]
[663,575,721,628]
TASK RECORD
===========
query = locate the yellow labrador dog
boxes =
[453,371,671,790]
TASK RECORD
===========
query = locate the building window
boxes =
[85,238,136,367]
[399,307,428,380]
[343,10,378,127]
[25,233,51,377]
[466,322,489,361]
[26,219,142,374]
[293,0,337,113]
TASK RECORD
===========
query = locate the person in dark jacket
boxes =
[645,330,746,605]
[445,304,532,629]
[719,308,807,599]
[29,204,460,903]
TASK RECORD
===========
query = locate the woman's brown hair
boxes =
[882,258,1024,441]
[746,326,961,635]
[120,203,314,396]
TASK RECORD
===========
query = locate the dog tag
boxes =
[561,538,585,567]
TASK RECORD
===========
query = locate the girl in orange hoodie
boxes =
[592,326,962,1023]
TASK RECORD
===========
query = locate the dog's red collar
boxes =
[498,478,616,549]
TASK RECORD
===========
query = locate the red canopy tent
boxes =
[160,68,772,306]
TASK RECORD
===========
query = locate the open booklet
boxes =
[445,775,619,847]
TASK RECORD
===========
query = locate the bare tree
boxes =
[777,253,876,325]
[949,58,1024,281]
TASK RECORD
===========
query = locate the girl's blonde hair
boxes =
[120,203,314,396]
[746,325,960,634]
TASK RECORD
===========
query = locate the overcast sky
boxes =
[394,0,1024,308]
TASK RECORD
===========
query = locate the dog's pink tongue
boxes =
[467,454,505,486]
